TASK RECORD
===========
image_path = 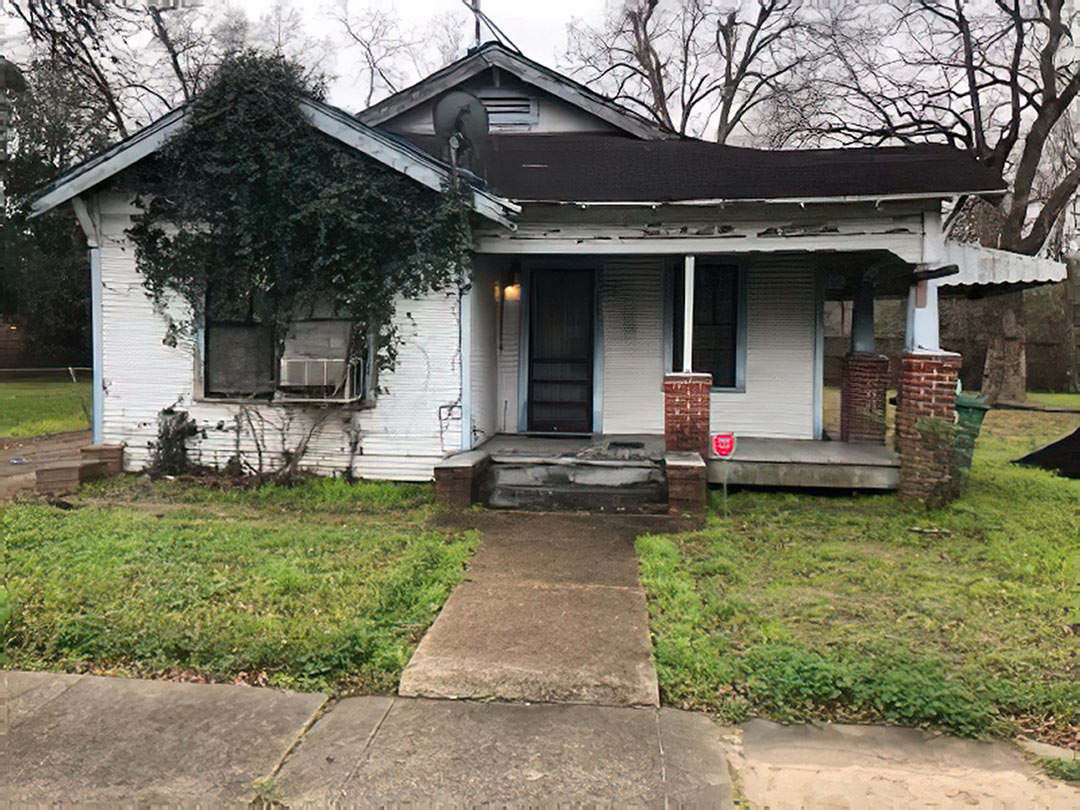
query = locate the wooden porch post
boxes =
[851,282,875,354]
[682,254,695,372]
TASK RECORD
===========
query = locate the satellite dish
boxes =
[433,91,488,168]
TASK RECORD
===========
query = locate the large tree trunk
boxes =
[980,293,1027,404]
[1069,255,1080,393]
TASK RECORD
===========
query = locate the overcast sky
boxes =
[236,0,610,110]
[0,1,610,112]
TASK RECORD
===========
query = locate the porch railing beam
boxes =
[682,254,695,373]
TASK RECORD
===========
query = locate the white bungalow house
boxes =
[31,43,1010,507]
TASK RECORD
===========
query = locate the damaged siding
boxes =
[97,193,463,481]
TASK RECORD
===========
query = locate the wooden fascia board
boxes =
[357,54,491,127]
[301,100,519,229]
[30,108,187,217]
[358,47,669,141]
[483,49,668,141]
[31,98,518,230]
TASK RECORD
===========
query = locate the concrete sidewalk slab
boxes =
[399,513,660,707]
[270,695,393,805]
[280,697,737,807]
[337,699,664,805]
[399,579,658,706]
[730,719,1080,809]
[659,707,738,806]
[464,512,661,587]
[7,671,1077,807]
[6,671,327,806]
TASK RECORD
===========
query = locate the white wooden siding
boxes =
[469,264,498,445]
[97,193,463,481]
[600,259,665,433]
[710,263,816,439]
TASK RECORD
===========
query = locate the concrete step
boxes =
[486,483,669,512]
[483,459,668,512]
[491,462,664,489]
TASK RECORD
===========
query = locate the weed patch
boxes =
[637,408,1080,745]
[2,479,471,692]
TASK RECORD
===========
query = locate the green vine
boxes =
[124,50,473,368]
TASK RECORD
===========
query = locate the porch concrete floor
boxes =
[711,438,901,490]
[398,512,669,707]
[479,433,666,462]
[729,437,899,465]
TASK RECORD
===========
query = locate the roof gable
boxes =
[357,42,672,141]
[30,97,519,228]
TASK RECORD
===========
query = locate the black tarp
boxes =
[1014,428,1080,479]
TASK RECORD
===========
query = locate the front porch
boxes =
[448,208,963,510]
[435,433,901,512]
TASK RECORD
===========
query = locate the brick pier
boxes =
[663,373,712,458]
[840,352,890,444]
[896,351,962,502]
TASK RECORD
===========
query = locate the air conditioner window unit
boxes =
[280,358,347,388]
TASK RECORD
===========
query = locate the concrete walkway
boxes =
[6,670,1079,807]
[399,512,672,707]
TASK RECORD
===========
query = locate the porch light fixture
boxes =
[503,282,520,301]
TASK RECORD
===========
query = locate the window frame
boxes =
[195,306,378,407]
[669,261,748,394]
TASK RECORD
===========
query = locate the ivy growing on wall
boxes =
[125,50,472,366]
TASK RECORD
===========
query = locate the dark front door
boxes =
[528,269,594,433]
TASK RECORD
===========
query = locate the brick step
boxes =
[35,460,110,496]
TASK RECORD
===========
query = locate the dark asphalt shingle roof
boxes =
[403,133,1007,202]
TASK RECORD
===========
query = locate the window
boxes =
[202,290,374,402]
[204,323,276,397]
[673,263,743,389]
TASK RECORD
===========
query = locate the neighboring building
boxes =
[31,43,1018,504]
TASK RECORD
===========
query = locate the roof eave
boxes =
[30,107,188,218]
[510,189,1009,207]
[28,97,519,230]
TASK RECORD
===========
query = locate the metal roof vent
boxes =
[479,95,537,131]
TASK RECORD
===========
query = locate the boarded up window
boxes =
[674,264,741,389]
[204,323,275,397]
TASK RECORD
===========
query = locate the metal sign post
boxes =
[712,432,736,519]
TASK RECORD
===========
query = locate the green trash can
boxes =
[954,392,990,472]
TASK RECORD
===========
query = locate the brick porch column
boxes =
[840,352,890,444]
[663,373,712,458]
[896,351,962,502]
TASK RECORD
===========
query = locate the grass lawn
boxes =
[1028,392,1080,410]
[1,478,475,693]
[0,379,91,438]
[638,406,1080,744]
